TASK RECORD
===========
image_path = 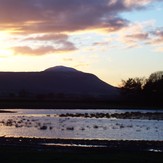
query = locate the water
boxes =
[0,109,163,140]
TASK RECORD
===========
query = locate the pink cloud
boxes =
[11,33,77,55]
[146,28,163,52]
[24,34,68,41]
[1,0,159,34]
[12,43,76,56]
[0,0,162,55]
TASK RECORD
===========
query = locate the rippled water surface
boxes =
[0,109,163,140]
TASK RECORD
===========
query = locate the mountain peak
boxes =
[44,66,79,72]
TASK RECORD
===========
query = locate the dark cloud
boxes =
[0,0,159,34]
[126,33,149,40]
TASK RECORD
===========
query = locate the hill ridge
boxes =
[0,66,120,100]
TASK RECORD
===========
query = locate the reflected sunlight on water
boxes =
[0,109,163,140]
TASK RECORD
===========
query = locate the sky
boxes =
[0,0,163,87]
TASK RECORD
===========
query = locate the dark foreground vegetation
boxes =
[120,71,163,104]
[0,137,163,163]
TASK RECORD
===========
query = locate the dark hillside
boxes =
[0,66,120,100]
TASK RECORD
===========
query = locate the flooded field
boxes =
[0,109,163,140]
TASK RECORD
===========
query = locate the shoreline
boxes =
[0,99,163,109]
[0,137,163,162]
[0,136,163,153]
[1,137,163,152]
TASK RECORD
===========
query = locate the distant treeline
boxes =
[120,71,163,103]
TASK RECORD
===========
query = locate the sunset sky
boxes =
[0,0,163,86]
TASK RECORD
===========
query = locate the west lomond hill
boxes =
[0,66,119,100]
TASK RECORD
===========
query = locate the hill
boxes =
[0,66,120,100]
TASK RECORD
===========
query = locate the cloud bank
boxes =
[0,0,162,55]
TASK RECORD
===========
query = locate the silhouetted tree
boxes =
[143,71,163,102]
[121,78,144,93]
[147,71,163,83]
[120,77,145,101]
[120,71,163,103]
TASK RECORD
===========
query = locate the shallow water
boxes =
[0,109,163,140]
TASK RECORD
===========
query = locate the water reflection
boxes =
[0,109,163,140]
[43,143,107,148]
